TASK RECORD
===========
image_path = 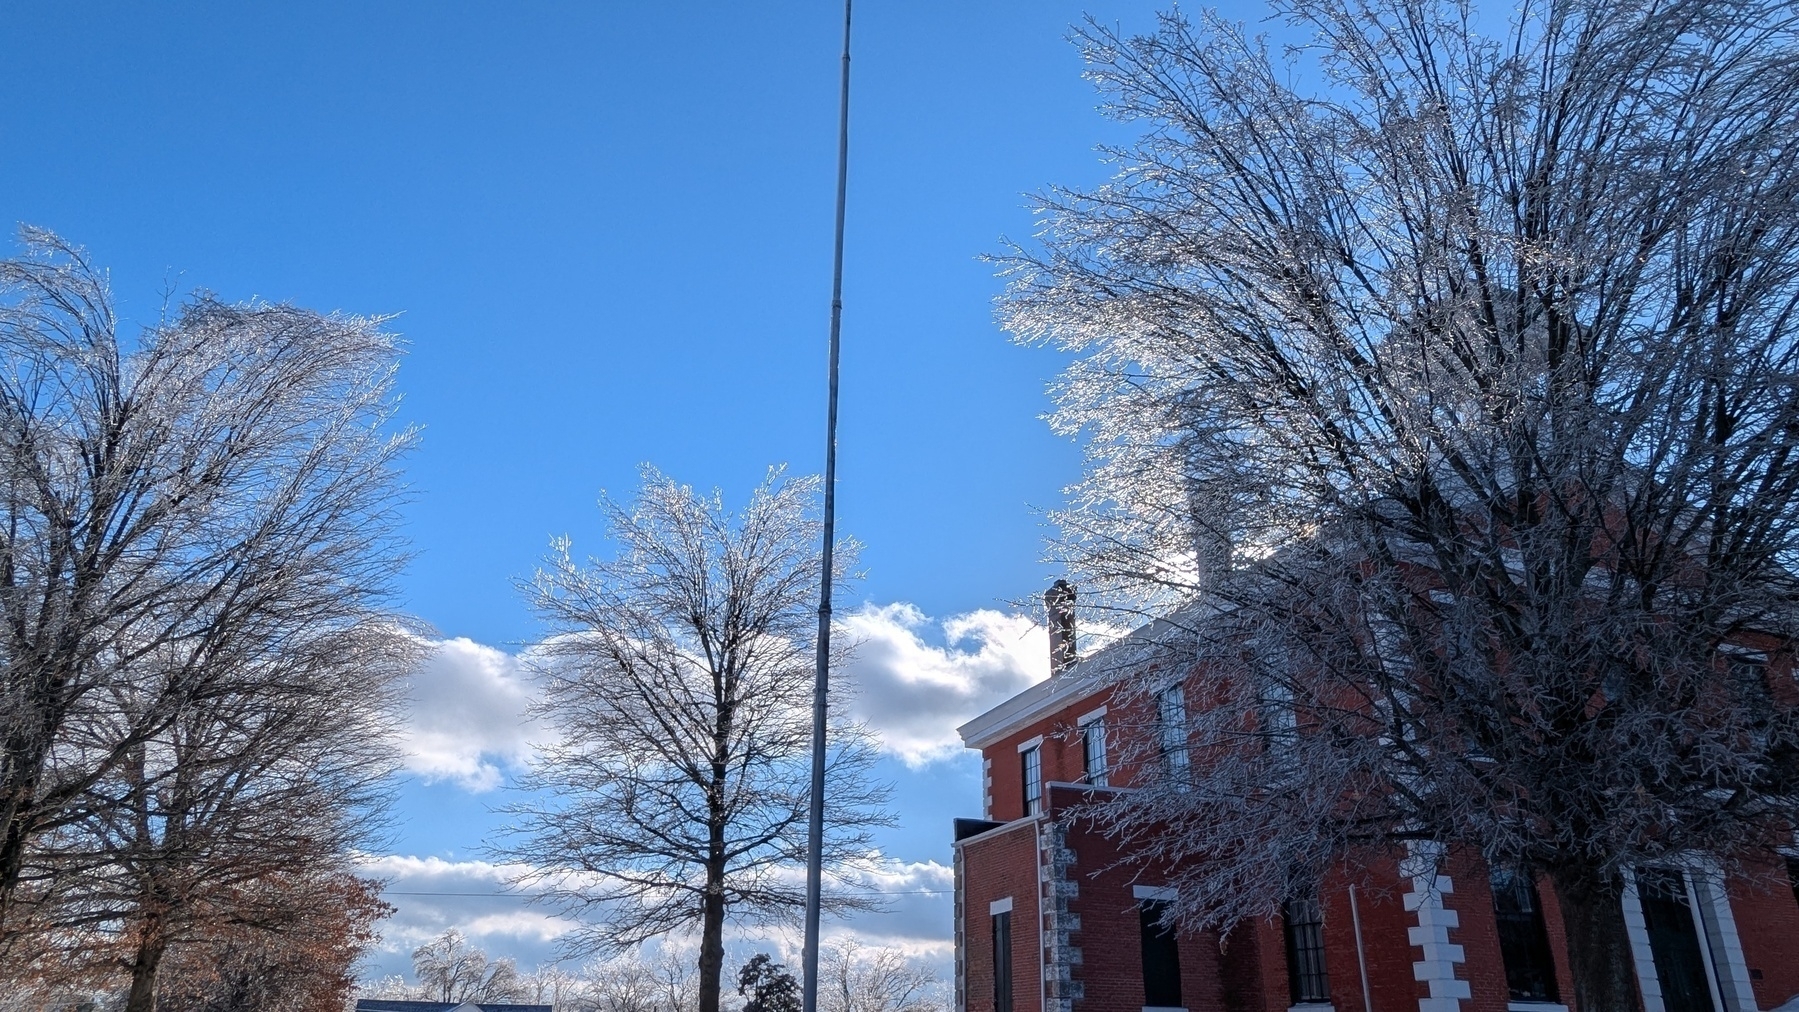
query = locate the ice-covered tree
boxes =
[1003,1,1799,1008]
[412,929,531,1004]
[499,467,890,1012]
[819,940,944,1012]
[0,230,415,1002]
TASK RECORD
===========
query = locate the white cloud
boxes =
[822,856,956,959]
[357,851,955,983]
[838,603,1050,767]
[399,602,1049,790]
[356,853,580,976]
[400,637,545,791]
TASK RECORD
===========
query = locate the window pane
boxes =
[993,911,1013,1012]
[1636,869,1717,1012]
[1490,868,1560,1002]
[1021,746,1041,816]
[1082,720,1108,787]
[1140,899,1182,1008]
[1159,687,1190,784]
[1283,897,1330,1004]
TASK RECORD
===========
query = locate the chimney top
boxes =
[1046,580,1076,677]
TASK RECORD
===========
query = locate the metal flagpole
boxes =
[803,2,853,1012]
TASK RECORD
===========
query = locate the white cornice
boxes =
[957,662,1105,751]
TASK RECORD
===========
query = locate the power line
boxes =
[382,888,951,899]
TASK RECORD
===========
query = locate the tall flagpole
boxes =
[803,2,853,1012]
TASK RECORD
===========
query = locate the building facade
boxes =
[950,587,1799,1012]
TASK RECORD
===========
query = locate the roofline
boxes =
[951,813,1040,849]
[956,662,1107,750]
[957,596,1227,750]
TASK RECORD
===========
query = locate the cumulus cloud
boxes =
[398,601,1050,790]
[838,603,1050,767]
[356,853,578,976]
[822,856,956,960]
[400,638,546,791]
[358,851,954,981]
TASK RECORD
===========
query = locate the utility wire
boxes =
[383,888,951,898]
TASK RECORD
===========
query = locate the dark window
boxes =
[1140,899,1182,1008]
[1491,868,1560,1002]
[1636,868,1717,1012]
[1787,857,1799,911]
[1081,720,1108,787]
[1020,746,1041,817]
[1728,656,1773,742]
[992,910,1013,1012]
[1283,897,1331,1004]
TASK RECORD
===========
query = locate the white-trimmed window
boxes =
[1020,744,1042,816]
[1158,684,1190,785]
[1282,896,1330,1005]
[1140,896,1182,1008]
[1079,715,1108,787]
[1490,868,1560,1004]
[1262,679,1297,749]
[992,901,1014,1012]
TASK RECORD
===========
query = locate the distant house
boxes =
[353,1001,553,1012]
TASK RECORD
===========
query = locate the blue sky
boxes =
[0,0,1257,982]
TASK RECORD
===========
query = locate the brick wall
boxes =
[959,819,1044,1012]
[1330,852,1429,1012]
[1726,855,1799,1010]
[1442,849,1514,1012]
[982,689,1111,823]
[1056,808,1229,1012]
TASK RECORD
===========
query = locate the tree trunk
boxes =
[0,802,32,935]
[1551,865,1641,1012]
[124,917,168,1012]
[0,731,47,936]
[698,857,727,1012]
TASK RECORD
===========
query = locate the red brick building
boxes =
[950,584,1799,1012]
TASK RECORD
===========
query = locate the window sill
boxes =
[1507,1004,1568,1012]
[1288,1004,1335,1012]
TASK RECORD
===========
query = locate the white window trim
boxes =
[1620,873,1666,1012]
[1134,884,1177,901]
[989,896,1012,915]
[1286,1004,1336,1012]
[1621,864,1759,1012]
[1690,863,1759,1012]
[1080,717,1109,787]
[1019,740,1044,817]
[1506,1003,1568,1012]
[1077,705,1107,725]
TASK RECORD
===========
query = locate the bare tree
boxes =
[521,964,583,1009]
[500,466,891,1012]
[818,940,944,1012]
[36,621,412,1012]
[0,228,415,968]
[412,929,531,1004]
[1002,1,1799,1009]
[571,949,698,1012]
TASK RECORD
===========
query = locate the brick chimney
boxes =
[1046,579,1077,676]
